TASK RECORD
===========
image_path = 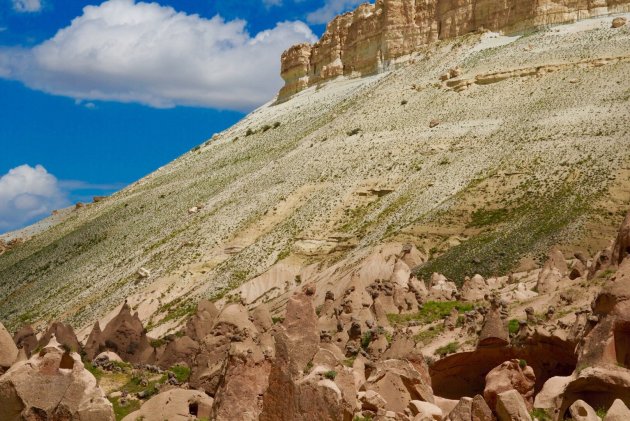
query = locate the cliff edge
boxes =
[279,0,630,99]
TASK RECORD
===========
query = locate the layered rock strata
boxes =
[279,0,630,99]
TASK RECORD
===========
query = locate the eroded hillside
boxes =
[0,15,629,340]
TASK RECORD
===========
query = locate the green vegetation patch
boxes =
[414,187,588,286]
[170,364,191,383]
[110,397,142,421]
[435,341,460,357]
[413,324,445,345]
[467,208,512,228]
[387,301,473,325]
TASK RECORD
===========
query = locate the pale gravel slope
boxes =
[0,15,629,337]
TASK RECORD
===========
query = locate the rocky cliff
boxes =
[279,0,630,98]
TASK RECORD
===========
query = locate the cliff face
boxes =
[279,0,630,99]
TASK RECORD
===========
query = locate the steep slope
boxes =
[0,14,629,339]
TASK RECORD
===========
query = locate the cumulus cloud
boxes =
[306,0,364,24]
[0,0,317,110]
[0,165,69,232]
[12,0,42,13]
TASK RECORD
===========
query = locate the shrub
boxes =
[324,370,337,380]
[401,99,408,105]
[508,319,520,335]
[245,128,255,136]
[435,341,459,357]
[347,128,361,136]
[273,121,281,128]
[530,408,550,420]
[361,331,373,350]
[519,359,527,369]
[170,364,191,383]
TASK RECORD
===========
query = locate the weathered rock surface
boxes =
[38,321,82,353]
[12,324,38,357]
[536,247,568,294]
[612,210,630,266]
[605,398,630,420]
[569,399,600,421]
[122,388,213,421]
[279,0,630,98]
[495,389,532,421]
[86,303,152,363]
[484,359,536,411]
[0,321,18,373]
[0,338,114,421]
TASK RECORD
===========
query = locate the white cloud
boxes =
[12,0,42,13]
[0,0,316,110]
[306,0,364,24]
[0,165,69,232]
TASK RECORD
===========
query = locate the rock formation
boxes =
[278,0,630,99]
[12,324,38,357]
[85,302,152,363]
[122,388,213,421]
[0,322,18,374]
[38,321,82,353]
[0,337,114,420]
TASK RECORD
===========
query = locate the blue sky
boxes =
[0,0,365,233]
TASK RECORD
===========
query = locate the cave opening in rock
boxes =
[189,402,199,416]
[430,341,577,400]
[613,320,630,368]
[59,352,75,370]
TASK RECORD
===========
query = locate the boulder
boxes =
[604,399,630,420]
[0,337,114,420]
[612,17,627,28]
[409,400,442,420]
[365,359,434,413]
[360,390,387,412]
[448,397,473,421]
[0,321,18,373]
[533,375,572,411]
[569,399,600,421]
[12,324,38,356]
[484,360,536,410]
[122,388,213,421]
[471,394,496,421]
[495,389,532,421]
